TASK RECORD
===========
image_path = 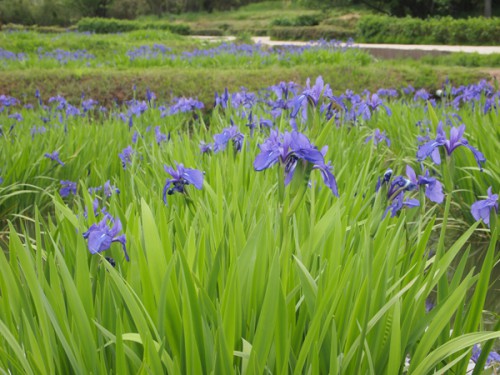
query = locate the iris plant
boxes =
[212,125,244,153]
[253,130,338,196]
[365,128,391,147]
[155,126,168,145]
[291,76,332,119]
[60,180,77,197]
[470,187,498,227]
[405,165,444,204]
[376,169,419,218]
[44,151,65,166]
[119,146,134,169]
[417,122,486,170]
[162,163,204,204]
[83,217,129,261]
[471,345,500,367]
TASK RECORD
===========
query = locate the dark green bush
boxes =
[270,26,355,41]
[0,23,75,33]
[357,15,500,45]
[76,17,190,35]
[190,28,225,36]
[271,14,321,27]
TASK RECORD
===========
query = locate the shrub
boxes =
[76,17,191,35]
[271,14,321,27]
[357,15,500,45]
[270,26,355,41]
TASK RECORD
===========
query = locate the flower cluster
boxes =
[376,169,419,218]
[254,130,338,196]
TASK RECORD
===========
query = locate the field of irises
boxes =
[1,33,500,374]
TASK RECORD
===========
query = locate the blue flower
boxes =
[162,163,204,204]
[199,141,212,154]
[82,99,98,112]
[83,217,129,261]
[60,180,77,197]
[167,97,204,115]
[155,126,168,145]
[406,165,444,204]
[254,130,338,196]
[214,88,229,109]
[417,122,486,170]
[470,187,498,227]
[471,344,500,367]
[119,146,134,169]
[365,128,391,147]
[44,151,65,166]
[8,113,23,122]
[376,169,419,217]
[355,94,392,121]
[384,191,420,218]
[212,125,244,153]
[290,76,332,118]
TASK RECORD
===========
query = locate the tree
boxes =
[484,0,492,17]
[69,0,112,17]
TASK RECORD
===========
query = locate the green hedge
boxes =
[270,26,355,41]
[271,14,321,27]
[357,15,500,45]
[76,17,191,35]
[1,23,76,33]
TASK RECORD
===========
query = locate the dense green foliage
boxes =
[269,26,354,41]
[0,75,499,373]
[1,25,500,374]
[357,15,500,45]
[76,17,191,34]
[0,30,491,105]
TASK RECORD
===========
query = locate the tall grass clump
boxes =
[0,75,499,373]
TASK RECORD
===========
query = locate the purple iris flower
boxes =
[406,165,444,204]
[146,88,156,103]
[82,99,98,112]
[103,180,119,197]
[356,94,392,121]
[60,180,77,197]
[213,125,244,153]
[471,345,500,367]
[384,191,420,218]
[132,131,139,144]
[417,122,486,170]
[167,97,204,115]
[291,76,332,118]
[162,163,204,204]
[119,146,134,169]
[214,88,230,109]
[83,198,101,219]
[44,151,65,166]
[8,113,23,122]
[376,169,419,217]
[199,141,212,154]
[90,180,119,198]
[254,130,338,196]
[0,177,3,184]
[470,187,498,227]
[365,128,391,147]
[83,217,129,261]
[155,126,168,145]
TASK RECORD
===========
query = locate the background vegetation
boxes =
[1,0,499,44]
